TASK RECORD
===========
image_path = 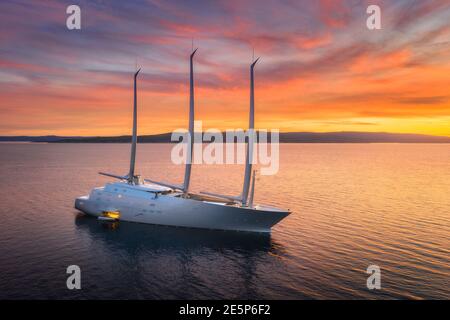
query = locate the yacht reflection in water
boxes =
[74,213,288,299]
[74,213,284,255]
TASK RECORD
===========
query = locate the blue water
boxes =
[0,143,448,299]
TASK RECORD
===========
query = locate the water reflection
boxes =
[74,213,280,252]
[73,213,287,299]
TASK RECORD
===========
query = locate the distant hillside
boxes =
[55,133,174,143]
[277,132,450,143]
[0,135,84,142]
[2,132,449,143]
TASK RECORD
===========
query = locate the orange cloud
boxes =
[295,34,332,49]
[350,49,412,74]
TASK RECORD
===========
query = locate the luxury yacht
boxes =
[75,50,290,233]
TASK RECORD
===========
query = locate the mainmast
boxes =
[144,50,198,192]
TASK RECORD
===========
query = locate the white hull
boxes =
[75,182,289,233]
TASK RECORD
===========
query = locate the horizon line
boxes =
[1,130,450,138]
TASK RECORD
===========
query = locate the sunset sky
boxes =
[1,0,449,136]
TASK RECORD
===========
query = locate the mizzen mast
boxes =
[128,68,141,183]
[182,48,197,194]
[241,57,259,206]
[200,56,260,207]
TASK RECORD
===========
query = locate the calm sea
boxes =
[0,143,448,299]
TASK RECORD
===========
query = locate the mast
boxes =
[128,68,141,183]
[182,48,197,194]
[248,170,256,208]
[241,57,259,206]
[143,50,198,192]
